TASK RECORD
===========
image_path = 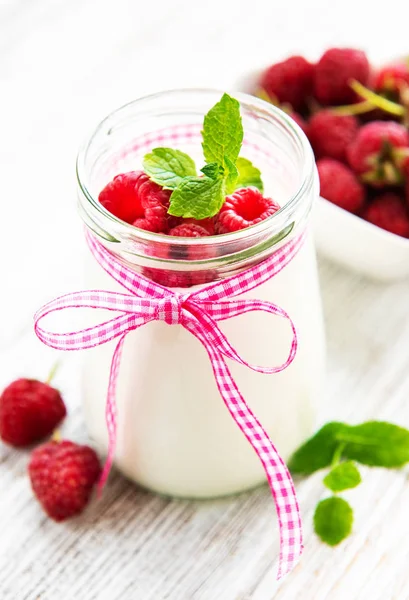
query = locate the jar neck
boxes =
[77,90,317,275]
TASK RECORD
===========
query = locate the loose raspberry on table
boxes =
[317,158,365,214]
[28,440,101,522]
[216,187,280,234]
[313,48,370,105]
[308,111,359,162]
[347,121,409,186]
[99,171,145,224]
[260,56,314,111]
[0,379,66,447]
[362,193,409,237]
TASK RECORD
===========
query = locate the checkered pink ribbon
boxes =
[34,230,305,579]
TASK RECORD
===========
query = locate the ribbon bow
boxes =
[34,231,304,579]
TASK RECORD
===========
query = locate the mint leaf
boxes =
[340,422,409,468]
[168,176,225,219]
[143,148,197,189]
[224,156,239,194]
[323,462,361,493]
[202,93,243,167]
[314,497,353,546]
[235,157,264,192]
[288,423,349,475]
[201,162,224,179]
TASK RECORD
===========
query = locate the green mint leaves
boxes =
[289,421,409,474]
[323,461,361,493]
[142,93,264,220]
[202,93,243,167]
[166,176,225,220]
[143,148,197,189]
[314,497,353,547]
[288,422,348,475]
[340,421,409,467]
[236,157,264,193]
[290,420,409,547]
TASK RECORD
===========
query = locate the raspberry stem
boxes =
[350,80,406,117]
[256,88,278,105]
[52,429,62,443]
[331,100,375,116]
[46,360,61,385]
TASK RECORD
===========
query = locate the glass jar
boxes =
[76,90,325,498]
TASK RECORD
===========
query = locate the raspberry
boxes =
[169,223,210,237]
[363,193,409,237]
[347,121,409,186]
[135,174,172,233]
[183,217,216,235]
[317,158,365,213]
[142,268,215,288]
[99,171,145,224]
[374,63,409,98]
[260,56,314,111]
[308,111,359,162]
[289,111,310,137]
[133,218,161,232]
[28,440,101,522]
[314,48,370,105]
[0,379,66,447]
[217,187,280,233]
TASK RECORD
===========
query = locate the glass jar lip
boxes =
[76,88,315,248]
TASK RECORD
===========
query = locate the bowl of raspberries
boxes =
[244,48,409,280]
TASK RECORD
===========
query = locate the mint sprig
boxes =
[323,461,361,493]
[167,176,225,219]
[202,93,243,167]
[314,497,353,547]
[142,93,265,220]
[289,420,409,546]
[143,148,197,189]
[236,157,264,193]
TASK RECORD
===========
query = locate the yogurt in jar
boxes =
[82,232,325,498]
[75,90,325,498]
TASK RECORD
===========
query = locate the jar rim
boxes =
[76,88,315,253]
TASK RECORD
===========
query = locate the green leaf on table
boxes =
[323,461,361,493]
[202,93,243,167]
[143,147,197,189]
[200,162,224,179]
[288,422,349,475]
[341,421,409,468]
[168,176,225,219]
[235,157,264,192]
[314,496,353,546]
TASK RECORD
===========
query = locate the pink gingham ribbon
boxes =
[34,231,305,579]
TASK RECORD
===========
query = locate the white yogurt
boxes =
[81,231,325,498]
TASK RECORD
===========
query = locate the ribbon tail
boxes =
[185,321,303,579]
[97,334,126,495]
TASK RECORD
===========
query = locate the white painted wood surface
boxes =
[2,1,409,598]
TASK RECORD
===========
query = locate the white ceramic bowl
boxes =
[235,66,409,281]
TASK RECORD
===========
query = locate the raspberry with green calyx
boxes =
[347,121,409,186]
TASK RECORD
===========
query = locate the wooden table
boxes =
[2,1,409,598]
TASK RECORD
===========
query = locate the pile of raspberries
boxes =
[259,48,409,238]
[98,175,280,287]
